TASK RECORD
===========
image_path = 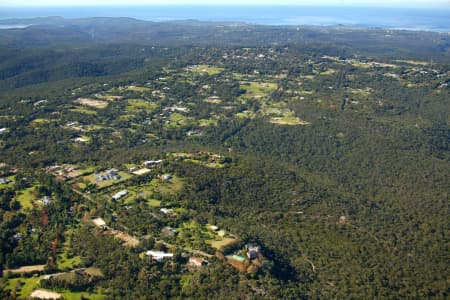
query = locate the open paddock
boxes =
[5,264,46,274]
[75,98,108,109]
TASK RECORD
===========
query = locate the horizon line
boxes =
[1,4,449,9]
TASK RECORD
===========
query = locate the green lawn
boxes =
[126,99,158,113]
[126,86,151,93]
[85,125,106,131]
[168,113,193,127]
[154,176,184,196]
[148,199,161,207]
[57,254,82,270]
[6,276,43,298]
[240,81,277,100]
[188,65,224,75]
[207,237,238,250]
[70,107,98,115]
[76,166,96,176]
[176,221,216,249]
[62,291,105,300]
[30,118,52,126]
[198,118,218,127]
[270,116,311,126]
[16,186,37,210]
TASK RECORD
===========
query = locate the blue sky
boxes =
[1,0,449,8]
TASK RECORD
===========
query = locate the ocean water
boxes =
[0,5,449,32]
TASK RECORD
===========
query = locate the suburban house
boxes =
[92,218,107,228]
[188,257,208,267]
[160,208,175,215]
[143,160,163,167]
[39,196,52,205]
[95,169,121,182]
[13,233,23,240]
[112,190,128,200]
[146,250,174,261]
[246,244,261,260]
[0,177,11,184]
[161,227,178,237]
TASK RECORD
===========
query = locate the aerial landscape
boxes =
[0,0,448,299]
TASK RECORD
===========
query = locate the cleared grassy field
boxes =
[393,59,429,66]
[198,117,219,127]
[57,253,82,270]
[126,86,151,93]
[208,237,237,250]
[167,113,193,127]
[240,81,277,101]
[188,65,224,75]
[61,291,105,300]
[319,69,336,75]
[70,107,97,115]
[75,98,108,109]
[16,186,37,210]
[151,176,184,196]
[126,99,158,113]
[148,199,161,207]
[6,276,44,298]
[85,125,107,131]
[30,118,52,126]
[270,116,311,126]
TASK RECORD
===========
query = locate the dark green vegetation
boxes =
[0,18,449,299]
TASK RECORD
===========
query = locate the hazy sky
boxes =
[1,0,449,8]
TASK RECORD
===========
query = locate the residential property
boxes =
[95,169,121,182]
[0,177,11,184]
[226,254,247,272]
[143,160,163,166]
[160,207,175,215]
[188,257,208,267]
[112,190,128,200]
[132,168,151,176]
[92,218,107,228]
[39,196,52,205]
[246,244,261,260]
[161,227,178,237]
[0,128,7,134]
[146,250,174,261]
[13,233,23,240]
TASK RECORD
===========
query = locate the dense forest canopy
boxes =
[0,17,448,299]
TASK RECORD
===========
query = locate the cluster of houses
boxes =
[145,250,208,267]
[66,121,85,132]
[47,164,81,181]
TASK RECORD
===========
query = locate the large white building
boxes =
[146,250,173,261]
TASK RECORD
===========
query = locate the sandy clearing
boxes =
[30,289,61,299]
[75,98,108,109]
[5,264,46,273]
